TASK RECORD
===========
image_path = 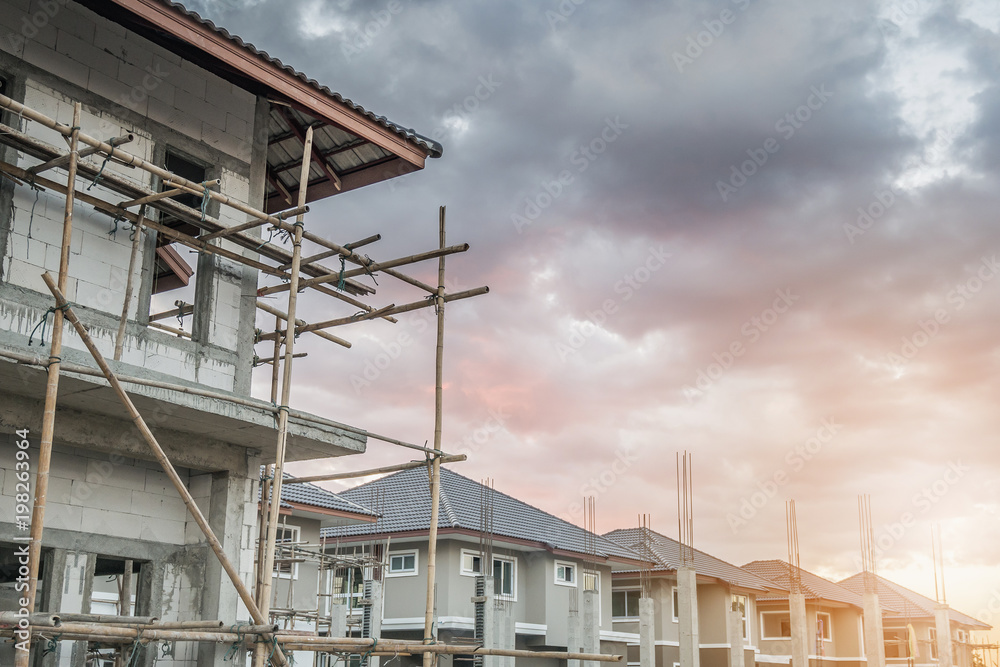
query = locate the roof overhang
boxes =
[74,0,441,210]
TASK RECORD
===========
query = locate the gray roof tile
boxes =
[604,528,780,592]
[741,560,864,608]
[322,467,646,562]
[838,573,991,629]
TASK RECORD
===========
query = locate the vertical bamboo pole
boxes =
[422,206,447,667]
[114,205,146,360]
[16,102,81,667]
[254,126,312,667]
[39,273,288,667]
[254,316,283,603]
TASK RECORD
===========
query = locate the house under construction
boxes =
[0,0,617,665]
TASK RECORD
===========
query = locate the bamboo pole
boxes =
[114,205,146,360]
[256,243,470,297]
[39,273,289,667]
[260,286,488,340]
[149,302,194,323]
[254,125,313,667]
[285,454,467,484]
[280,233,382,270]
[26,133,133,175]
[423,205,448,667]
[0,613,59,627]
[256,300,351,348]
[16,102,80,667]
[148,321,192,338]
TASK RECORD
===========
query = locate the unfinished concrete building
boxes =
[0,0,545,665]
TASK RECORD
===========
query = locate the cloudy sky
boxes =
[190,0,999,630]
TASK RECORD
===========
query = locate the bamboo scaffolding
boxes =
[118,178,219,208]
[0,613,60,627]
[285,454,467,484]
[39,273,290,667]
[8,625,622,661]
[27,133,134,174]
[259,287,489,340]
[253,125,313,667]
[113,205,146,361]
[16,102,81,667]
[423,205,448,667]
[256,300,351,348]
[282,233,382,270]
[149,302,194,323]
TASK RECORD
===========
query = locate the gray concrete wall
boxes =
[0,0,260,393]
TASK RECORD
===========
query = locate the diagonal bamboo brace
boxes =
[39,272,289,667]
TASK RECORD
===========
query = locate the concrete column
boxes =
[567,587,581,667]
[330,603,348,637]
[480,575,499,667]
[935,605,952,667]
[789,593,810,667]
[198,468,253,667]
[863,592,886,667]
[639,597,656,667]
[583,588,601,667]
[366,579,384,667]
[727,600,746,667]
[677,567,700,667]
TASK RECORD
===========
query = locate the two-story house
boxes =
[604,527,782,667]
[839,573,991,667]
[321,467,652,667]
[741,560,869,667]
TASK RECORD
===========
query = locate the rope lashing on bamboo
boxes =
[87,148,114,191]
[361,636,379,665]
[108,213,123,240]
[41,633,62,656]
[28,303,71,346]
[224,623,253,661]
[337,256,347,292]
[200,185,210,221]
[361,254,379,286]
[126,627,145,667]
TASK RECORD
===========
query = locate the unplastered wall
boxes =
[0,441,193,544]
[0,0,259,391]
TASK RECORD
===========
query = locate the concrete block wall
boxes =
[0,442,192,545]
[0,0,261,392]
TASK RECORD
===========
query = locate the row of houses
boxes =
[271,467,991,667]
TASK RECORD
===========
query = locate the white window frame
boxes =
[330,565,368,614]
[460,549,484,577]
[493,555,517,601]
[554,560,578,587]
[733,594,750,643]
[930,627,938,660]
[386,549,418,578]
[816,611,833,642]
[612,587,641,620]
[672,586,679,622]
[760,610,793,640]
[274,524,300,580]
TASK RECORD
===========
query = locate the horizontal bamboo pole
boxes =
[40,273,288,667]
[279,232,382,270]
[118,182,209,209]
[258,243,469,297]
[14,624,621,661]
[264,286,489,339]
[149,302,193,323]
[0,612,59,627]
[148,321,191,338]
[27,133,134,174]
[0,119,355,291]
[255,352,307,366]
[285,454,467,484]
[56,613,157,624]
[256,300,351,348]
[0,159,292,280]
